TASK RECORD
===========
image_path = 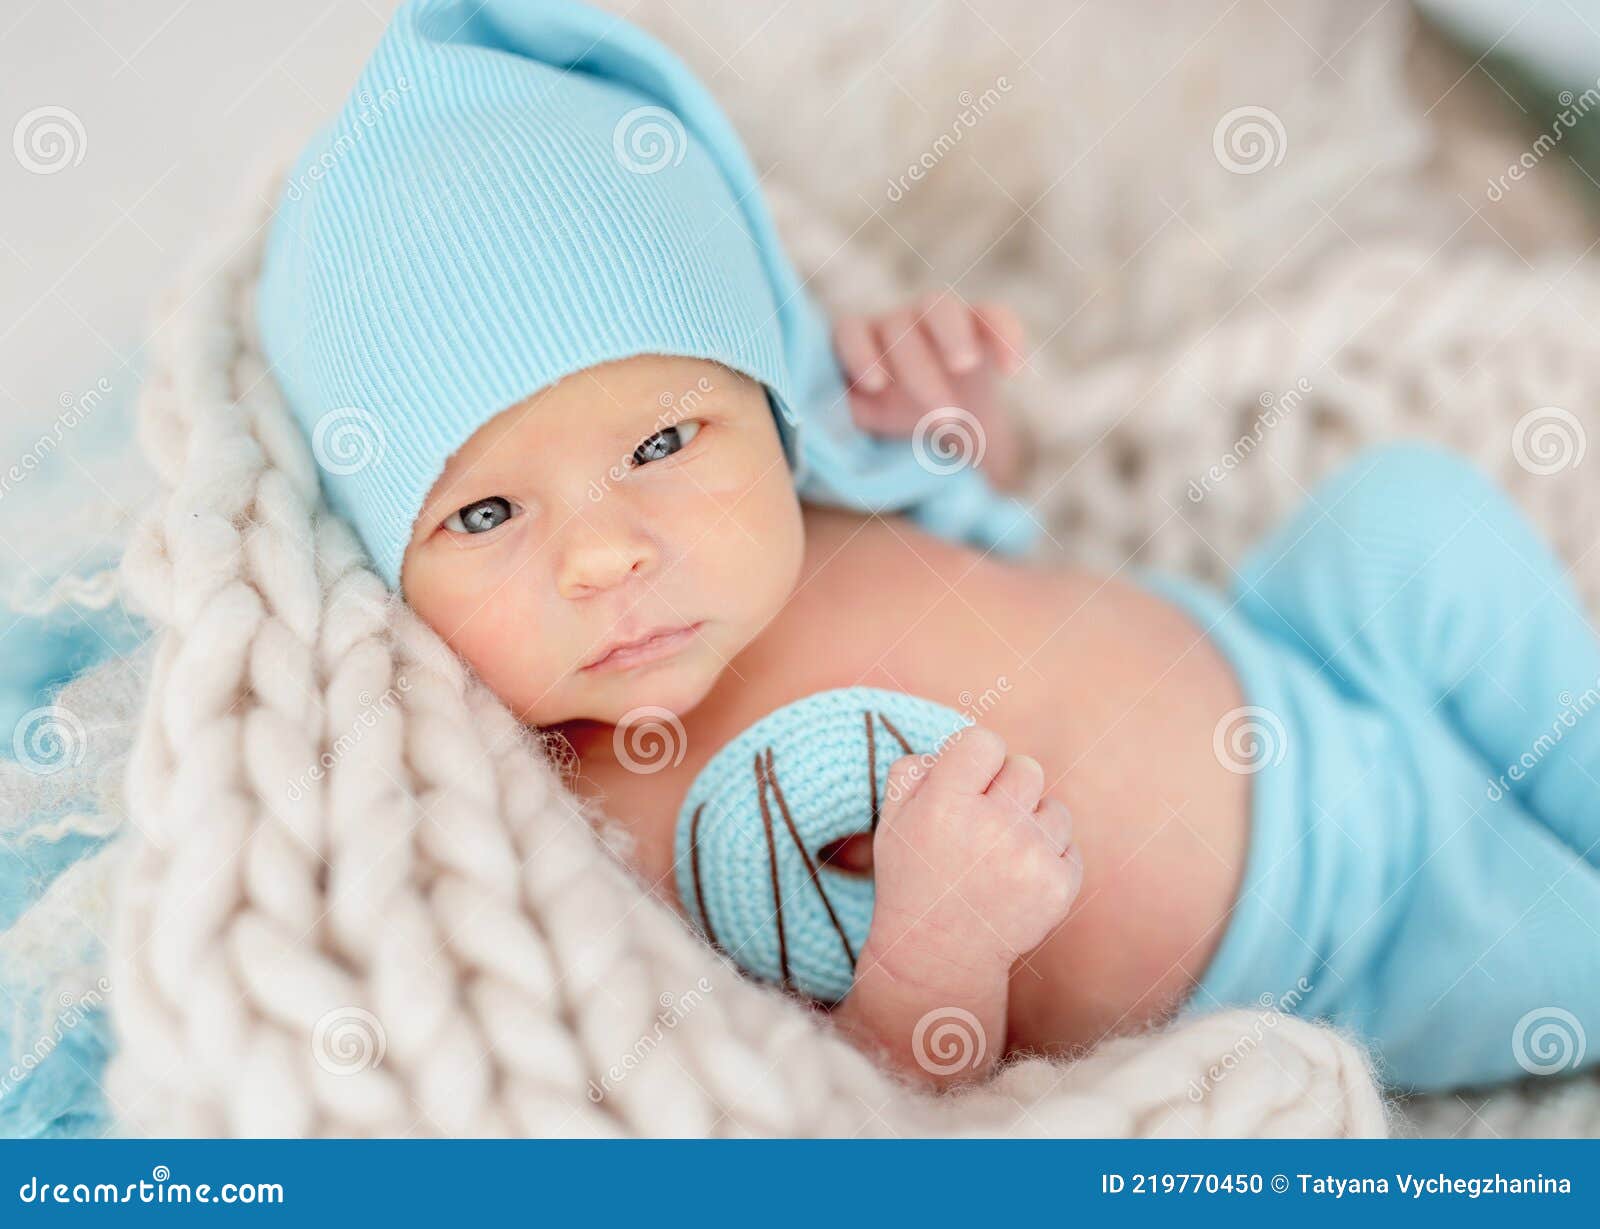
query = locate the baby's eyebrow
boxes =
[422,390,711,516]
[420,468,515,518]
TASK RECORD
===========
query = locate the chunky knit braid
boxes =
[99,163,1389,1138]
[1009,241,1600,613]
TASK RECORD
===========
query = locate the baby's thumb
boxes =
[879,753,929,822]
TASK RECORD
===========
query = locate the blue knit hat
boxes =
[257,0,1037,591]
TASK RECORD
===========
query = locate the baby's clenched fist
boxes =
[867,726,1083,975]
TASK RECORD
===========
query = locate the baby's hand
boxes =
[833,294,1027,490]
[867,726,1082,979]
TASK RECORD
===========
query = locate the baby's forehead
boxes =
[569,354,758,402]
[434,355,759,470]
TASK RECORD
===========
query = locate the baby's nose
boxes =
[556,530,656,598]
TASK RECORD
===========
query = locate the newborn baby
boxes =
[397,350,1600,1097]
[259,0,1600,1097]
[398,347,1245,1093]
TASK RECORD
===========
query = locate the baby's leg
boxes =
[1361,724,1600,1089]
[1236,442,1600,868]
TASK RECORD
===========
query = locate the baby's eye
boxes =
[631,420,701,466]
[443,496,517,535]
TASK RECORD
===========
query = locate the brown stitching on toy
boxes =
[765,746,857,968]
[876,711,914,757]
[872,711,915,834]
[864,710,880,833]
[688,802,724,956]
[754,751,792,990]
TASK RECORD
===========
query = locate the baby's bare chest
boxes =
[575,511,1252,1051]
[576,512,1249,970]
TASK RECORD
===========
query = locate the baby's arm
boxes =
[829,728,1082,1092]
[833,294,1029,490]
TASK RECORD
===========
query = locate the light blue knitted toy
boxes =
[675,686,972,1004]
[256,0,1036,591]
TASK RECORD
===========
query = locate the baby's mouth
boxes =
[579,621,703,673]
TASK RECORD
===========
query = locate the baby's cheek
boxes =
[449,593,563,709]
[682,487,795,606]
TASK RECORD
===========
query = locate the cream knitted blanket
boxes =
[39,0,1600,1136]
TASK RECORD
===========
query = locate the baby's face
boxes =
[400,354,804,726]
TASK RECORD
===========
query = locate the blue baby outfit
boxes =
[678,443,1600,1092]
[1155,441,1600,1090]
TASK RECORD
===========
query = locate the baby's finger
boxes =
[1029,796,1074,855]
[987,752,1045,814]
[974,301,1027,375]
[851,396,924,437]
[876,311,956,408]
[1062,840,1085,895]
[917,291,982,374]
[834,316,889,393]
[925,725,1008,799]
[879,753,931,818]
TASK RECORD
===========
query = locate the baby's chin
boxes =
[533,648,725,728]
